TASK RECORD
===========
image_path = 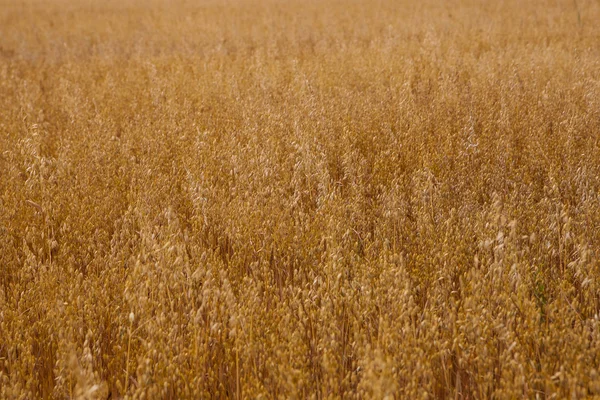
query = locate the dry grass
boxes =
[1,0,600,398]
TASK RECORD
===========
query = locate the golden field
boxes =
[1,0,600,398]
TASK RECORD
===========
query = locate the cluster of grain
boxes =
[1,0,599,398]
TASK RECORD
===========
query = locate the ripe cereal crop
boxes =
[1,0,600,398]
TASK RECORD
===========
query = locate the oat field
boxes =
[1,0,600,398]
